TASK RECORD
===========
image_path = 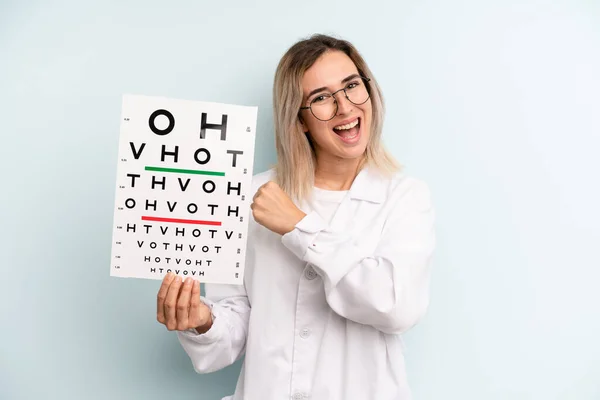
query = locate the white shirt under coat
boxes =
[177,166,436,400]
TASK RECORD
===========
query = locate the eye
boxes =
[346,81,361,90]
[312,94,331,103]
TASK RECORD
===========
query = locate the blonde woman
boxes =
[156,34,436,400]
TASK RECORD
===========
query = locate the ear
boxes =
[298,115,309,134]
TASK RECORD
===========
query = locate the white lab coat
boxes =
[177,166,436,400]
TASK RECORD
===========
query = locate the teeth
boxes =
[333,119,359,130]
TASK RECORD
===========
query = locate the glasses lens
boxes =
[346,79,370,105]
[310,95,337,121]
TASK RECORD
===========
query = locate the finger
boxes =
[176,278,194,330]
[164,275,183,330]
[191,280,201,309]
[190,280,204,327]
[157,272,176,324]
[253,189,261,202]
[251,206,263,224]
[254,182,269,201]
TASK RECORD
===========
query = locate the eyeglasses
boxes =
[299,76,371,121]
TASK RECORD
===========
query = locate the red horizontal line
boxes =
[141,216,222,226]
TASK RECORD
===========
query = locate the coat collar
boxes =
[348,167,391,204]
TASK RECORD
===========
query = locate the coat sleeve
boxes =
[176,282,250,373]
[281,179,436,334]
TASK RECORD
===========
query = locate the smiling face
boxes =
[299,50,372,166]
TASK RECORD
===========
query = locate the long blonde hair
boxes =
[273,33,401,200]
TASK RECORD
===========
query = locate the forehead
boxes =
[302,50,359,94]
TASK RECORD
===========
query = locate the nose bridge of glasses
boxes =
[331,86,350,102]
[332,87,353,112]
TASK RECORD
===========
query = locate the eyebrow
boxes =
[306,73,361,100]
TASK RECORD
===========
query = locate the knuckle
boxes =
[177,303,187,312]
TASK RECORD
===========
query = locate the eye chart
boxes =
[110,94,257,285]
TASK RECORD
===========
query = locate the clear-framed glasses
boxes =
[300,76,371,121]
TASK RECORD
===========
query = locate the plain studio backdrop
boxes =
[1,0,599,399]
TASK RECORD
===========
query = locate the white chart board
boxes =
[110,94,257,285]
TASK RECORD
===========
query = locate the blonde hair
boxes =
[272,33,401,200]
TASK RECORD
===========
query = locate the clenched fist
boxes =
[251,181,306,235]
[156,273,212,334]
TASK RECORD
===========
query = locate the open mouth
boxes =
[332,117,361,144]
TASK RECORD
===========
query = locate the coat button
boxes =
[300,328,311,339]
[304,266,317,280]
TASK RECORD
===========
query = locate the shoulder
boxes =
[390,171,431,197]
[373,169,433,213]
[355,166,430,201]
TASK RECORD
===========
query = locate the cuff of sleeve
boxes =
[281,211,328,261]
[177,296,221,344]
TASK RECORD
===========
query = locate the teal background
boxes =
[1,0,599,399]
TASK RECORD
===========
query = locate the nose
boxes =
[334,91,353,116]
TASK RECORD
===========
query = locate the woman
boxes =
[156,34,436,400]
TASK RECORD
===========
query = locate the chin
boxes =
[339,138,368,155]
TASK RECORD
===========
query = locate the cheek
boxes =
[362,103,373,121]
[361,106,373,134]
[306,120,331,140]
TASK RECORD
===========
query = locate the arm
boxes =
[281,180,435,334]
[177,282,250,373]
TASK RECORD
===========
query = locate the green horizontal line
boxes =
[145,166,225,176]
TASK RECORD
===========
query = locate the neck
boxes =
[313,154,363,191]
